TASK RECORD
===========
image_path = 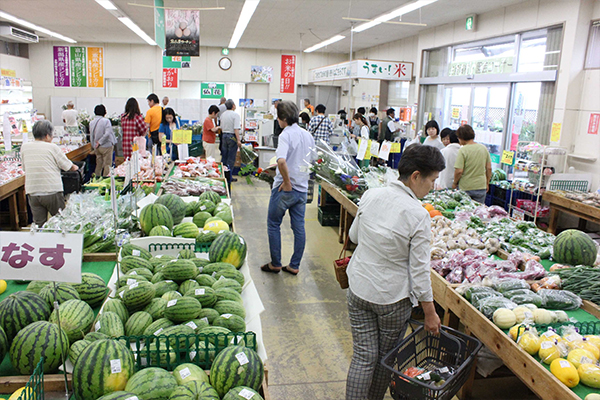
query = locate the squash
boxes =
[493,308,517,329]
[513,306,535,324]
[533,309,555,325]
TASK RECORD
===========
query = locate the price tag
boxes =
[129,282,139,289]
[200,205,207,211]
[542,331,555,338]
[566,334,580,342]
[110,359,122,373]
[581,356,594,365]
[154,328,163,335]
[186,321,197,329]
[198,267,204,273]
[189,350,197,361]
[238,388,255,399]
[167,299,177,307]
[559,360,571,368]
[219,275,226,281]
[513,208,525,221]
[235,352,249,365]
[130,271,138,275]
[132,250,141,256]
[195,288,205,296]
[125,397,139,400]
[119,291,124,298]
[165,280,174,283]
[95,321,101,331]
[417,371,431,380]
[218,230,225,234]
[222,314,233,319]
[540,341,554,349]
[179,367,191,380]
[212,272,217,278]
[501,150,515,166]
[201,317,209,324]
[127,279,137,286]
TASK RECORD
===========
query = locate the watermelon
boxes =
[179,279,200,294]
[49,299,94,342]
[129,267,153,281]
[140,203,174,235]
[149,257,164,269]
[169,380,219,399]
[144,341,177,366]
[204,220,229,235]
[224,387,264,400]
[215,269,245,287]
[9,321,69,374]
[214,300,246,319]
[197,309,221,324]
[188,341,217,363]
[162,259,198,282]
[97,392,141,400]
[154,280,179,297]
[102,299,129,324]
[553,229,598,266]
[173,363,210,385]
[143,318,175,337]
[199,326,232,347]
[185,202,198,217]
[174,222,200,239]
[202,262,237,276]
[185,287,217,308]
[162,291,182,302]
[155,193,187,225]
[164,297,202,323]
[72,339,135,400]
[183,318,210,334]
[124,367,178,400]
[96,311,125,338]
[85,331,110,342]
[191,258,212,270]
[121,244,153,260]
[143,298,167,319]
[216,210,233,225]
[125,311,154,337]
[121,256,154,274]
[214,314,246,333]
[72,272,109,308]
[196,274,217,287]
[212,278,242,294]
[0,326,7,365]
[215,288,243,304]
[200,191,222,205]
[209,232,247,269]
[39,282,80,306]
[118,274,149,288]
[148,225,173,237]
[25,280,50,294]
[122,281,156,311]
[193,212,213,229]
[69,339,91,365]
[214,203,230,214]
[178,249,197,260]
[196,230,218,244]
[210,346,264,397]
[159,325,195,350]
[151,271,166,284]
[0,291,51,341]
[196,199,217,215]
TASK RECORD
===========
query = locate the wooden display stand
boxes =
[319,181,358,244]
[0,176,27,230]
[543,191,600,234]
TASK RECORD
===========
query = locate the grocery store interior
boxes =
[1,0,600,399]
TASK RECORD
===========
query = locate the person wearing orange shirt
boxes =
[145,93,163,151]
[203,105,221,161]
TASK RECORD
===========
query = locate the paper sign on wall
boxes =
[0,232,83,283]
[588,113,600,135]
[550,122,562,142]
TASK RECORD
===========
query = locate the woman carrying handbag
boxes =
[89,104,117,177]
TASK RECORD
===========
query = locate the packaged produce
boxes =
[567,348,597,369]
[531,275,561,292]
[532,309,555,325]
[512,306,535,324]
[550,358,579,388]
[478,297,517,319]
[539,339,562,364]
[492,308,517,329]
[414,366,456,386]
[510,293,544,308]
[554,267,600,304]
[517,329,541,355]
[578,363,600,388]
[493,279,531,293]
[162,177,227,197]
[537,289,582,310]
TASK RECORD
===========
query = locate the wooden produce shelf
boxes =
[544,191,600,234]
[319,181,358,244]
[66,143,92,162]
[0,175,27,230]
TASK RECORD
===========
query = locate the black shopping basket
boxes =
[381,320,482,400]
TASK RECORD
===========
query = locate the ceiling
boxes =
[0,0,527,53]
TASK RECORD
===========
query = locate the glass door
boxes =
[442,86,471,130]
[471,85,509,167]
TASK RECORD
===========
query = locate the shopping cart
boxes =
[381,320,482,400]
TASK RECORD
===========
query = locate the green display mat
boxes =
[0,261,116,379]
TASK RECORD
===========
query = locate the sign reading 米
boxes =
[448,57,513,76]
[309,59,413,83]
[0,232,83,283]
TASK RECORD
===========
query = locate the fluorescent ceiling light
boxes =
[304,35,345,53]
[95,0,118,10]
[118,17,157,45]
[229,0,260,48]
[353,0,438,33]
[0,11,76,43]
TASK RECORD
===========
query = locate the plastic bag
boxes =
[538,289,582,310]
[478,297,518,319]
[493,278,531,293]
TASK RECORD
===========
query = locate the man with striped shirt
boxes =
[308,104,334,145]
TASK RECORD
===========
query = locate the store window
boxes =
[585,21,600,69]
[106,79,152,98]
[518,27,562,72]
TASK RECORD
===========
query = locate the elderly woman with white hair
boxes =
[20,120,79,225]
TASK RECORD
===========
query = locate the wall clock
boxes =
[219,57,232,71]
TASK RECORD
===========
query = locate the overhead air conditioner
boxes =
[0,24,39,43]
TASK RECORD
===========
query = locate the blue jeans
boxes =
[466,189,487,204]
[221,133,238,182]
[267,185,307,269]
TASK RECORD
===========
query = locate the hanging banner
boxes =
[309,59,413,83]
[53,46,70,87]
[200,83,225,99]
[87,47,104,88]
[588,113,600,135]
[154,0,166,49]
[70,46,87,87]
[250,66,273,83]
[162,68,178,88]
[162,55,191,68]
[165,9,199,56]
[280,55,296,94]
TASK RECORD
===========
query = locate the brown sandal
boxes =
[260,263,281,273]
[282,266,299,275]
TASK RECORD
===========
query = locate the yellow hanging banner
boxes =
[172,129,192,144]
[390,142,401,153]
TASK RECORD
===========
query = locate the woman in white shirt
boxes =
[422,120,445,150]
[436,129,461,189]
[345,144,444,400]
[351,114,370,140]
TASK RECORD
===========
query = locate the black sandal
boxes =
[260,263,281,273]
[282,266,299,275]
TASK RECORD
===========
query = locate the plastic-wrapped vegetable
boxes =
[464,286,498,301]
[509,293,544,308]
[502,289,533,298]
[538,289,582,310]
[472,292,504,309]
[478,297,518,319]
[493,279,531,293]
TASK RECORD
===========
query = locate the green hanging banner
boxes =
[154,0,165,49]
[70,46,87,87]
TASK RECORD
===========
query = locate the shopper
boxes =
[203,105,221,161]
[379,108,399,144]
[299,112,311,130]
[272,99,283,148]
[300,98,314,117]
[453,124,492,203]
[261,101,315,275]
[217,97,227,119]
[62,101,78,128]
[220,99,242,183]
[368,107,380,140]
[308,104,334,145]
[351,114,369,140]
[145,93,163,150]
[158,107,179,159]
[346,143,443,400]
[162,96,169,107]
[440,127,453,146]
[423,120,444,150]
[120,97,147,159]
[90,105,116,177]
[21,120,78,226]
[437,130,460,189]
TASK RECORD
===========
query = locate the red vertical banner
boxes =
[588,113,600,135]
[162,68,178,88]
[280,55,296,94]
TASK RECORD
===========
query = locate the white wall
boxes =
[0,54,31,81]
[27,42,347,120]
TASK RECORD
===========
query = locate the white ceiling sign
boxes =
[309,59,413,83]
